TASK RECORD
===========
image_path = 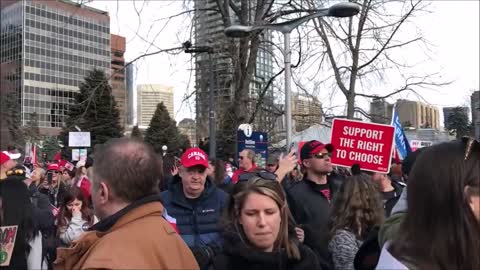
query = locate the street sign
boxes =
[237,130,268,168]
[330,118,395,174]
[238,123,253,137]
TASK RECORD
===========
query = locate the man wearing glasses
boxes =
[286,140,339,270]
[231,149,258,183]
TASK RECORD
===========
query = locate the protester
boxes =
[61,168,76,187]
[54,138,198,269]
[0,175,47,270]
[328,173,385,270]
[29,167,46,195]
[161,147,228,269]
[207,159,225,185]
[376,138,480,270]
[38,163,66,210]
[210,176,321,270]
[1,150,21,180]
[369,169,405,217]
[73,160,91,201]
[265,155,279,173]
[56,187,97,246]
[231,149,258,183]
[286,140,339,269]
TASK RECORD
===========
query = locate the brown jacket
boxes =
[54,201,199,270]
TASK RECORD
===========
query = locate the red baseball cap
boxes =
[47,163,61,172]
[181,148,209,168]
[300,140,335,161]
[1,151,21,165]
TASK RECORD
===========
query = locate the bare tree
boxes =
[300,0,449,119]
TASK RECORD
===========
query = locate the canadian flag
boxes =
[162,209,178,233]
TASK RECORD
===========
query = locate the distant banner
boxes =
[330,118,395,174]
[410,140,433,152]
[237,131,268,168]
[0,226,18,266]
[391,108,412,160]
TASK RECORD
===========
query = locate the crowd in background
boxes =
[0,136,478,270]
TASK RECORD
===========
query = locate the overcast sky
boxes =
[87,0,479,125]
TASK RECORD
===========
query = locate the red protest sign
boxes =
[330,118,395,173]
[1,226,18,266]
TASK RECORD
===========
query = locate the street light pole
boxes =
[224,2,360,149]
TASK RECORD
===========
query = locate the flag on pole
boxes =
[391,106,412,160]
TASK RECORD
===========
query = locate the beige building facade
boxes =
[292,94,323,132]
[137,84,174,128]
[395,99,440,130]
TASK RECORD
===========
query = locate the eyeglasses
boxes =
[238,170,277,182]
[239,156,246,160]
[6,169,25,176]
[463,136,479,161]
[312,152,332,159]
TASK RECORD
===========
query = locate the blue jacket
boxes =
[160,175,228,249]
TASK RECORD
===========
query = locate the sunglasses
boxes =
[238,170,277,182]
[312,152,332,159]
[463,136,479,161]
[6,169,25,176]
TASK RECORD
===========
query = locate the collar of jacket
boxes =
[89,193,163,233]
[169,175,216,208]
[54,199,165,270]
[303,175,339,195]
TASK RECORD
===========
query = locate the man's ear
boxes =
[98,182,110,203]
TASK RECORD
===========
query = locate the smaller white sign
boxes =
[69,132,91,147]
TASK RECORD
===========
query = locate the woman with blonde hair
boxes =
[210,176,320,270]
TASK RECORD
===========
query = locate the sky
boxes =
[86,0,479,125]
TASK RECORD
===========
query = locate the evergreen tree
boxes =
[62,69,123,147]
[144,102,188,153]
[1,90,25,149]
[41,136,61,161]
[23,112,41,144]
[131,125,143,140]
[446,107,470,138]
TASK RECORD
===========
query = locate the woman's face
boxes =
[52,171,60,185]
[239,192,281,252]
[66,198,82,213]
[62,170,71,181]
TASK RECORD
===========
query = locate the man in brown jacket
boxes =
[54,138,199,270]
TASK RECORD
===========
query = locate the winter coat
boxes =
[328,229,363,270]
[286,176,342,270]
[383,180,405,217]
[58,215,97,246]
[210,233,321,270]
[27,232,49,270]
[160,176,228,249]
[54,195,199,270]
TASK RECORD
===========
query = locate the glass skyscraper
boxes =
[1,0,110,143]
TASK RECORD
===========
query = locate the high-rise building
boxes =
[137,84,174,128]
[110,34,126,129]
[472,91,480,139]
[292,93,323,132]
[370,98,393,124]
[442,106,469,128]
[395,99,440,130]
[125,63,135,127]
[178,118,197,146]
[193,0,275,138]
[1,0,110,147]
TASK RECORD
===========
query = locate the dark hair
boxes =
[63,168,76,179]
[0,178,37,263]
[390,139,480,270]
[92,138,160,202]
[209,159,226,186]
[57,187,94,230]
[329,174,385,240]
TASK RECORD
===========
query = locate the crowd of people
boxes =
[0,136,478,270]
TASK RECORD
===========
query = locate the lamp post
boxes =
[224,2,360,148]
[183,42,216,158]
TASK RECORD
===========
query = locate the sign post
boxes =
[330,118,395,174]
[237,129,268,168]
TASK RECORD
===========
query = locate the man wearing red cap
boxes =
[160,147,229,269]
[1,150,21,180]
[285,140,341,270]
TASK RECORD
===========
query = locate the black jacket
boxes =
[286,175,342,270]
[383,179,405,217]
[210,233,321,270]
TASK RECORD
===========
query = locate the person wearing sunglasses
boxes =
[285,140,340,270]
[231,149,258,184]
[374,137,480,270]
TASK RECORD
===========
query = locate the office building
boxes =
[442,106,469,128]
[395,99,440,130]
[1,0,110,148]
[472,91,480,139]
[370,98,393,124]
[178,118,197,146]
[137,84,174,128]
[193,0,275,138]
[125,62,135,126]
[110,34,126,129]
[293,93,323,132]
